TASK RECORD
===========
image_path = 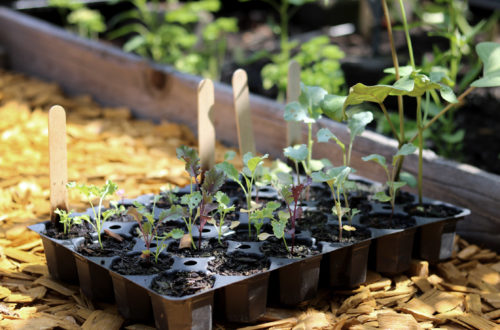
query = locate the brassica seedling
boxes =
[216,151,268,238]
[54,208,81,235]
[249,201,280,239]
[67,180,119,249]
[311,166,352,241]
[362,143,417,219]
[128,196,184,263]
[207,191,237,245]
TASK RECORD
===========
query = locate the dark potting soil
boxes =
[77,234,135,257]
[167,238,227,258]
[349,195,372,214]
[227,224,273,242]
[394,191,415,205]
[111,252,174,275]
[129,221,186,238]
[207,251,270,276]
[44,221,92,240]
[221,181,245,200]
[260,238,319,259]
[359,213,416,229]
[106,213,135,222]
[404,203,461,218]
[151,271,215,297]
[297,210,328,230]
[311,223,371,244]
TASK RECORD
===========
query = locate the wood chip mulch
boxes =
[1,70,499,329]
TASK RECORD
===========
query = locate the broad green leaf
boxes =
[215,162,239,182]
[439,85,458,103]
[320,94,346,121]
[316,128,345,152]
[384,65,413,76]
[476,42,500,76]
[278,210,290,222]
[224,150,236,161]
[471,73,500,88]
[393,75,415,91]
[311,171,331,183]
[265,201,281,212]
[181,192,201,211]
[309,159,325,171]
[247,155,268,173]
[169,228,185,239]
[362,154,387,168]
[348,111,373,140]
[284,144,308,162]
[214,191,230,206]
[201,168,226,195]
[271,219,287,239]
[284,101,314,123]
[257,232,272,240]
[400,172,417,188]
[391,181,407,191]
[242,152,253,167]
[161,205,185,221]
[372,191,391,202]
[395,143,417,158]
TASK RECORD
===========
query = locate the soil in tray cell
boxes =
[297,210,328,230]
[228,223,273,242]
[111,252,174,275]
[167,238,228,258]
[208,251,270,276]
[260,238,319,259]
[44,221,93,240]
[151,271,216,297]
[77,234,135,257]
[360,213,416,229]
[404,203,461,218]
[130,221,186,238]
[311,223,371,244]
[106,212,135,222]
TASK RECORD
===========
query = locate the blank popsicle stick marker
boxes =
[198,78,216,172]
[287,60,302,146]
[48,105,69,225]
[232,69,256,157]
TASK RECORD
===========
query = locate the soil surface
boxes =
[297,210,329,230]
[151,271,216,297]
[167,238,227,258]
[208,251,270,276]
[311,223,371,244]
[359,213,416,229]
[106,213,135,222]
[260,238,319,259]
[404,203,461,218]
[77,234,135,257]
[44,221,92,240]
[111,252,174,275]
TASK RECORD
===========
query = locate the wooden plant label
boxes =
[232,69,256,157]
[286,60,302,146]
[197,78,215,171]
[48,105,68,223]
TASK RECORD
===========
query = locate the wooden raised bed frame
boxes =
[0,7,498,251]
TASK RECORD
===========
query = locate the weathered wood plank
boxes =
[0,7,499,249]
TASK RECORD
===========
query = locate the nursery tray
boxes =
[29,176,469,329]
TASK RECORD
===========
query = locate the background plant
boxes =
[48,0,106,39]
[207,191,237,245]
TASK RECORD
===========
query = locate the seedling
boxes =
[54,208,81,235]
[362,143,417,219]
[128,196,184,263]
[207,191,238,245]
[67,180,119,249]
[275,176,311,253]
[315,111,373,223]
[311,166,352,241]
[250,201,280,239]
[216,152,268,238]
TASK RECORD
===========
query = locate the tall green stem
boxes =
[397,0,415,68]
[416,96,423,204]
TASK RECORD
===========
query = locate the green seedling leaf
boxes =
[284,144,308,162]
[181,192,202,211]
[400,172,417,188]
[362,154,387,168]
[272,219,287,239]
[215,161,239,182]
[348,111,373,139]
[439,85,458,103]
[224,150,236,161]
[246,154,268,173]
[384,65,413,76]
[372,191,391,202]
[160,205,185,221]
[472,42,500,87]
[390,181,407,191]
[395,143,417,158]
[214,191,230,206]
[310,159,326,172]
[284,101,314,123]
[316,128,345,152]
[320,94,346,122]
[169,228,185,240]
[299,83,328,120]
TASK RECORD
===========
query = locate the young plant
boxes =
[315,111,373,223]
[67,180,119,249]
[250,201,281,239]
[54,208,81,235]
[216,152,268,238]
[275,176,310,253]
[128,196,184,263]
[311,166,352,241]
[49,0,106,39]
[207,191,237,245]
[362,143,417,218]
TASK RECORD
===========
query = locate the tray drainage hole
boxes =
[238,244,251,250]
[202,228,210,233]
[150,243,157,248]
[109,225,121,229]
[100,260,105,265]
[381,205,392,210]
[184,260,197,266]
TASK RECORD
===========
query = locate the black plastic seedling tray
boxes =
[29,177,470,329]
